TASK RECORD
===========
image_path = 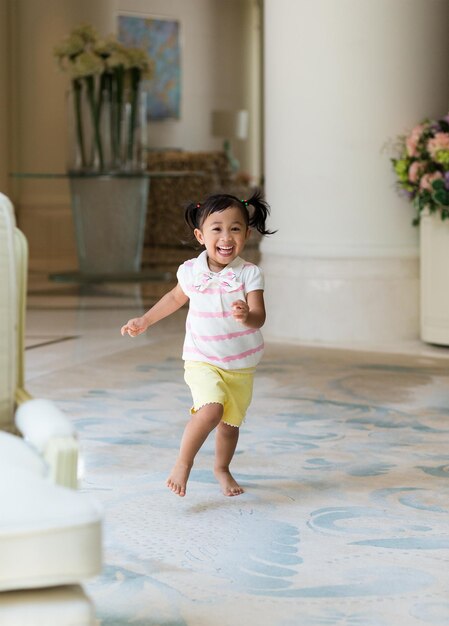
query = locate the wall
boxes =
[0,0,9,194]
[2,0,259,271]
[117,0,249,157]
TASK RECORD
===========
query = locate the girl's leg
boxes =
[214,422,244,496]
[166,403,223,497]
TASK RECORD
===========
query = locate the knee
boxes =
[218,421,239,438]
[196,403,223,429]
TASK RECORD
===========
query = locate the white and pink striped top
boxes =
[177,251,265,370]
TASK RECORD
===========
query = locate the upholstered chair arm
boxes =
[15,399,79,489]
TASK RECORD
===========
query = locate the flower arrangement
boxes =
[54,24,153,172]
[391,114,449,225]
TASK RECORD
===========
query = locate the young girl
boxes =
[121,189,274,497]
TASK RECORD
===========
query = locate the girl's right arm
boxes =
[120,283,188,337]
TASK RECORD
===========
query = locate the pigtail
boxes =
[184,201,202,230]
[245,188,276,236]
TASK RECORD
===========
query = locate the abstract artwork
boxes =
[118,14,181,120]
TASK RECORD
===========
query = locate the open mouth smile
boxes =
[217,246,234,256]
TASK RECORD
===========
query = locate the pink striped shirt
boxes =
[177,251,265,370]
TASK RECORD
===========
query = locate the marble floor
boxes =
[25,274,449,626]
[25,273,449,384]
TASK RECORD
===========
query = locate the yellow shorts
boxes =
[184,361,255,428]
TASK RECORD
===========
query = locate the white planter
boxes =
[420,212,449,345]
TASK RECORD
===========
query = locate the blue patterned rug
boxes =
[29,336,449,625]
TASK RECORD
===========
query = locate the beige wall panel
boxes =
[0,0,10,194]
[19,200,77,272]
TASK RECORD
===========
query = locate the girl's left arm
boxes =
[232,290,266,328]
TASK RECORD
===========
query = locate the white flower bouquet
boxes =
[54,24,153,172]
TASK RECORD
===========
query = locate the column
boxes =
[262,0,449,345]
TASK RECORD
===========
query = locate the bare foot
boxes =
[166,461,191,497]
[214,468,244,496]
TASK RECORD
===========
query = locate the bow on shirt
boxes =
[193,269,242,292]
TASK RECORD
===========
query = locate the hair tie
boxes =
[196,203,201,208]
[241,198,248,207]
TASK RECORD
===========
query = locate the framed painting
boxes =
[117,13,181,120]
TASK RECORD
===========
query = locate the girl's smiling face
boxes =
[194,205,250,272]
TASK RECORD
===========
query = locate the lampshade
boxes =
[211,110,249,140]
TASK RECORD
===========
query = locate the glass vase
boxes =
[69,174,149,275]
[67,79,148,174]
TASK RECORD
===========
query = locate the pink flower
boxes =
[419,171,443,191]
[408,161,423,183]
[427,132,449,158]
[406,124,425,157]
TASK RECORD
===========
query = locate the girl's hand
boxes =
[232,299,249,324]
[120,316,148,337]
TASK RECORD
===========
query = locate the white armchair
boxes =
[0,192,78,487]
[0,193,102,625]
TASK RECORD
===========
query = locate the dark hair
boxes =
[184,188,276,236]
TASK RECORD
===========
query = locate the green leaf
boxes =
[431,179,445,192]
[417,191,431,212]
[433,189,449,206]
